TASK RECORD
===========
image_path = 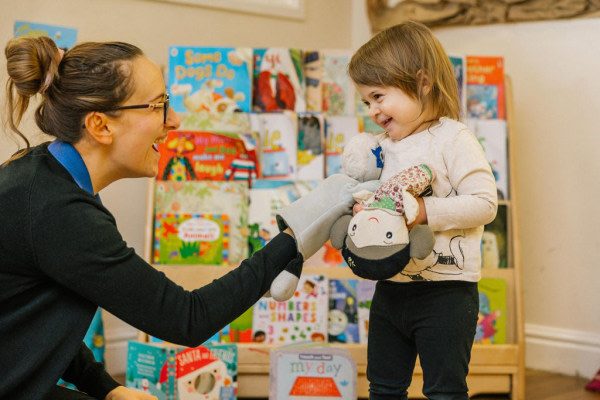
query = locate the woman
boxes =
[0,37,303,400]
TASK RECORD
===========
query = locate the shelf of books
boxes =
[131,47,524,399]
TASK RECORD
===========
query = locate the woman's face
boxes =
[106,56,180,179]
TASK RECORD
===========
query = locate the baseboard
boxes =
[526,323,600,379]
[103,326,137,376]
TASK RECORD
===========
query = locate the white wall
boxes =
[0,0,352,375]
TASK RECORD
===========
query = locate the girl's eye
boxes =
[362,101,370,107]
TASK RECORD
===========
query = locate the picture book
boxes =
[328,279,360,344]
[157,130,257,186]
[466,55,505,119]
[476,278,507,344]
[252,48,305,112]
[168,46,252,114]
[321,50,354,116]
[303,50,323,112]
[256,112,298,180]
[154,213,229,265]
[466,118,509,200]
[448,53,468,119]
[14,21,78,50]
[252,274,328,344]
[270,347,357,399]
[324,116,360,177]
[357,280,376,344]
[179,110,251,135]
[228,307,254,343]
[154,181,249,265]
[482,204,509,269]
[297,113,325,180]
[126,341,238,400]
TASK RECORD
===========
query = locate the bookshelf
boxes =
[141,76,524,399]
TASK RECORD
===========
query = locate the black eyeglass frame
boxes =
[104,93,170,124]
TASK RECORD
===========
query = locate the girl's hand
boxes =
[407,197,427,230]
[105,386,158,400]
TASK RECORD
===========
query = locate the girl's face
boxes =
[105,56,180,179]
[355,84,431,141]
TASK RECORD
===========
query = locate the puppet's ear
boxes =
[403,191,420,224]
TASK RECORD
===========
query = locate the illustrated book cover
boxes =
[448,53,468,119]
[255,112,298,180]
[269,346,357,399]
[324,116,360,177]
[303,50,323,112]
[252,48,305,112]
[466,55,505,119]
[476,278,507,344]
[126,341,237,400]
[328,279,360,344]
[296,113,325,180]
[357,280,376,344]
[154,180,249,265]
[252,274,328,344]
[168,46,252,114]
[482,203,509,269]
[321,50,354,116]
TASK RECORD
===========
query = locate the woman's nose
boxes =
[166,107,181,129]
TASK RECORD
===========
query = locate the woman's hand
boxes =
[105,386,158,400]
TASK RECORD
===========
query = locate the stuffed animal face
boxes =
[348,208,409,249]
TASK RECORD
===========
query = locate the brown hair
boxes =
[348,20,460,121]
[3,36,143,164]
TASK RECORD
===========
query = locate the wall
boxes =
[0,0,352,375]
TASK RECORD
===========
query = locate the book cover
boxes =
[303,50,323,112]
[157,130,257,186]
[252,274,329,344]
[270,347,357,399]
[126,341,238,400]
[252,48,305,112]
[153,213,229,265]
[297,113,325,180]
[466,55,505,119]
[328,279,360,344]
[168,46,252,114]
[448,53,468,119]
[14,21,78,50]
[321,50,354,116]
[256,112,298,179]
[154,181,249,265]
[476,278,507,344]
[357,280,376,344]
[466,118,509,200]
[482,204,509,269]
[325,116,360,177]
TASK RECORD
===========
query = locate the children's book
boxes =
[154,213,229,265]
[14,21,78,50]
[466,118,509,200]
[126,341,238,400]
[154,181,249,265]
[296,113,325,180]
[303,50,323,112]
[256,112,298,180]
[448,53,468,119]
[357,280,376,344]
[252,274,328,344]
[328,279,359,344]
[157,130,257,186]
[482,204,509,269]
[476,278,507,344]
[321,50,354,116]
[168,46,252,114]
[324,116,360,177]
[252,48,305,112]
[270,346,357,399]
[466,55,505,119]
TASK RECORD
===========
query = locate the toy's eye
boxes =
[352,224,357,231]
[386,232,392,239]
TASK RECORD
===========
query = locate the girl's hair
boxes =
[348,20,460,121]
[3,36,144,164]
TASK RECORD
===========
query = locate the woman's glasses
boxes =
[106,93,170,124]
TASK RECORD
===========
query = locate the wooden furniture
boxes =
[141,76,524,399]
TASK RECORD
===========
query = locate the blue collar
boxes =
[48,141,100,201]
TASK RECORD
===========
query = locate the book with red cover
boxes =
[466,56,505,120]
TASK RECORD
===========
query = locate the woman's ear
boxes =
[83,112,113,145]
[417,69,433,96]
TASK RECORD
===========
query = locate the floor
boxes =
[116,369,600,399]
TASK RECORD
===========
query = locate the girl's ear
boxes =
[83,112,113,145]
[417,69,433,96]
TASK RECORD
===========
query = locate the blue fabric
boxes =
[49,141,106,387]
